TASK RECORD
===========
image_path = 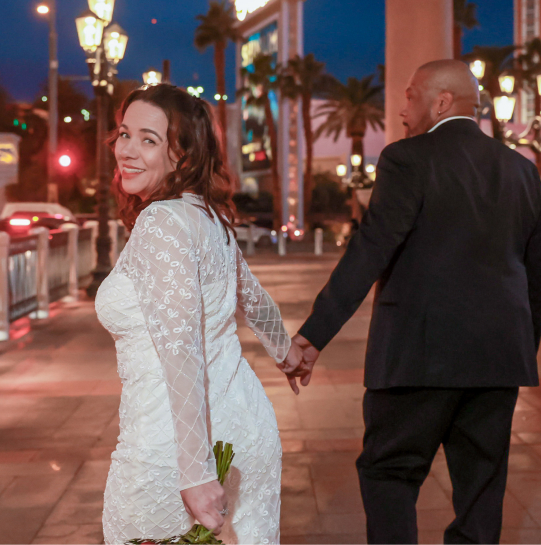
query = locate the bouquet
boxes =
[126,441,235,545]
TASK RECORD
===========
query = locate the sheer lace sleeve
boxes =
[235,243,291,363]
[121,202,217,491]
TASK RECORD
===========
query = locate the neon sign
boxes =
[235,0,272,21]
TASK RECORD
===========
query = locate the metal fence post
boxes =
[278,232,287,256]
[315,228,323,256]
[29,227,49,320]
[61,223,79,301]
[247,223,255,256]
[0,232,10,341]
[108,219,119,267]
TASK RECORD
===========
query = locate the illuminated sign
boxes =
[235,0,272,21]
[241,22,279,173]
[0,143,17,165]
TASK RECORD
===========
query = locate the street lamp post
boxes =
[336,155,376,222]
[76,1,128,297]
[37,1,59,203]
[142,68,163,85]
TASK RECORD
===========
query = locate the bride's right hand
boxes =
[180,480,227,535]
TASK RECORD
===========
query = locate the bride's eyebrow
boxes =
[119,123,163,142]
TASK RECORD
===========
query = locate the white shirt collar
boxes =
[428,116,476,133]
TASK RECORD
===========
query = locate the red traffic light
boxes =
[59,154,71,167]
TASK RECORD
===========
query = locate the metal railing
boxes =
[0,220,128,341]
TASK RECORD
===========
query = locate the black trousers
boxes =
[356,387,519,544]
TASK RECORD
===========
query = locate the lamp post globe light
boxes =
[36,1,59,203]
[142,68,162,85]
[76,0,128,297]
[336,155,375,221]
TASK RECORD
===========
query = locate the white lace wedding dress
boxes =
[95,194,291,545]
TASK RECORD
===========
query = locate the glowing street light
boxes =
[494,96,516,123]
[37,4,50,14]
[470,60,486,80]
[64,116,72,123]
[103,23,128,64]
[143,68,162,85]
[336,164,347,177]
[75,9,105,53]
[88,0,115,25]
[351,154,362,167]
[498,74,515,94]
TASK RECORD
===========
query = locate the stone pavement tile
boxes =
[281,533,366,544]
[53,396,119,439]
[508,445,541,472]
[0,450,37,463]
[32,523,104,544]
[417,475,452,510]
[517,432,541,444]
[0,506,52,545]
[506,473,541,523]
[417,509,454,530]
[281,462,313,495]
[305,438,363,453]
[281,428,364,442]
[44,486,105,526]
[500,528,541,544]
[418,529,444,544]
[0,460,80,477]
[280,493,322,536]
[0,472,78,510]
[512,409,541,433]
[282,439,305,453]
[297,399,360,429]
[503,491,540,528]
[319,512,366,534]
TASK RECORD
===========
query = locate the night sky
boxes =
[0,0,513,104]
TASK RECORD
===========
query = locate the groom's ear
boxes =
[437,91,454,115]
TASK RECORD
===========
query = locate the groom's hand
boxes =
[277,334,320,394]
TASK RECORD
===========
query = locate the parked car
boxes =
[0,206,77,237]
[235,222,276,246]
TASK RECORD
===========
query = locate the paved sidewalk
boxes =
[0,254,540,544]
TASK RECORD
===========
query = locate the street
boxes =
[0,253,541,544]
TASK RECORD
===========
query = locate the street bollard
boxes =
[247,223,255,256]
[84,220,99,270]
[29,227,50,320]
[109,220,119,267]
[278,232,287,256]
[315,228,323,256]
[61,223,80,302]
[0,232,9,341]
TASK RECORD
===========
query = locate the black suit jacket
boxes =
[299,119,541,388]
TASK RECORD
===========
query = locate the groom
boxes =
[282,59,541,544]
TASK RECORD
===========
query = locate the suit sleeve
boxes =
[298,141,425,351]
[526,205,541,351]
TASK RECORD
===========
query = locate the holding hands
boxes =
[277,334,320,395]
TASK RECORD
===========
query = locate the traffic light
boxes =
[59,154,72,168]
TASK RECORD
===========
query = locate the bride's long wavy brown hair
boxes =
[108,84,237,240]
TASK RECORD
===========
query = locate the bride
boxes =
[95,84,299,544]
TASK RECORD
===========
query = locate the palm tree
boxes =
[315,75,384,165]
[279,53,327,227]
[454,0,479,59]
[464,45,515,140]
[195,1,241,159]
[237,53,282,230]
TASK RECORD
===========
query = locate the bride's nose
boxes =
[117,138,139,161]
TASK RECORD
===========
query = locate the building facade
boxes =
[515,0,541,123]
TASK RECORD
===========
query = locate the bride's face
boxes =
[115,100,179,200]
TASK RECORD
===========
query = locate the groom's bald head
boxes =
[400,59,480,138]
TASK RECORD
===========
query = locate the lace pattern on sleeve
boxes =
[118,202,217,490]
[235,243,291,362]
